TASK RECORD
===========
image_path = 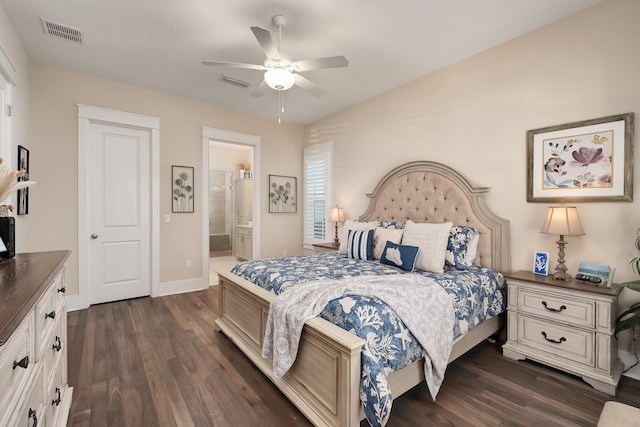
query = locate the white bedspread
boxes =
[262,274,455,399]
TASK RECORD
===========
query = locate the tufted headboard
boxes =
[359,161,510,272]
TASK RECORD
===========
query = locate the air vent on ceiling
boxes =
[41,18,84,44]
[220,75,251,88]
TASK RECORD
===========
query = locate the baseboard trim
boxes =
[66,277,209,311]
[152,276,209,297]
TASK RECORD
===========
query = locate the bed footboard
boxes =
[216,270,365,426]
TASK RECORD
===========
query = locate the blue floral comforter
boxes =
[231,253,505,426]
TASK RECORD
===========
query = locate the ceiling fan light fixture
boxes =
[264,68,295,91]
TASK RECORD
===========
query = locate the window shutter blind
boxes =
[303,143,332,244]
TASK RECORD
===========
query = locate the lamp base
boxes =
[333,223,340,246]
[553,235,571,281]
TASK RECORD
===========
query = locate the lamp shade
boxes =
[264,68,295,91]
[329,206,345,223]
[540,206,585,236]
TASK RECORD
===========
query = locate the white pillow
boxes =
[338,220,377,254]
[373,227,404,260]
[401,220,453,273]
[464,232,481,266]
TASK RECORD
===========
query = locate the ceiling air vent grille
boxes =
[220,75,251,88]
[41,18,84,44]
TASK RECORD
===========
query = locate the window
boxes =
[303,142,333,246]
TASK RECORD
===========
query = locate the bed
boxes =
[215,161,510,426]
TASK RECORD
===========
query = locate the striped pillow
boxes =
[347,229,375,260]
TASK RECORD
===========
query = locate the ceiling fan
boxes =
[203,15,348,98]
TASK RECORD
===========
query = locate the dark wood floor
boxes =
[67,286,640,426]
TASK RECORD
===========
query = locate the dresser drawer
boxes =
[35,284,58,360]
[13,366,45,427]
[517,287,594,328]
[0,310,34,412]
[518,315,594,367]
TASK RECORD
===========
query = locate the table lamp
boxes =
[329,205,345,246]
[540,206,585,280]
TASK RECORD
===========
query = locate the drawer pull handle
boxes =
[53,336,62,352]
[13,355,29,370]
[541,301,567,312]
[28,408,38,427]
[58,287,66,294]
[52,387,62,406]
[46,310,56,320]
[541,331,566,344]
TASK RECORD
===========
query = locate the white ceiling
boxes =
[1,0,604,125]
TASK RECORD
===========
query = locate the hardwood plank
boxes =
[67,286,640,426]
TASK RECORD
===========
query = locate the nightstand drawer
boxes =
[518,315,594,367]
[517,288,594,328]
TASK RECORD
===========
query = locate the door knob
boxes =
[91,234,98,239]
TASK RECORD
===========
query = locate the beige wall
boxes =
[305,0,640,348]
[22,63,303,295]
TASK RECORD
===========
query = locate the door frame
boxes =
[75,104,160,309]
[202,126,261,285]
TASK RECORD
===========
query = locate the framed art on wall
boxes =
[527,113,634,203]
[17,145,29,215]
[269,175,296,213]
[172,165,194,213]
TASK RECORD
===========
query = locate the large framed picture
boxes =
[172,165,194,213]
[17,145,29,215]
[269,175,296,213]
[527,113,634,203]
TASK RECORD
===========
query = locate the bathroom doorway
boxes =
[208,140,255,283]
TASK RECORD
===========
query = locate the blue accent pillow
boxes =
[445,226,477,270]
[380,241,419,272]
[377,221,405,230]
[347,229,375,260]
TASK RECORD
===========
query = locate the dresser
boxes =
[502,270,623,395]
[0,251,72,426]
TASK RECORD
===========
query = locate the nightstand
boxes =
[502,270,623,395]
[312,242,339,252]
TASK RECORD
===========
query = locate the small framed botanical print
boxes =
[533,251,550,275]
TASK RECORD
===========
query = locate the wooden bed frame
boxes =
[216,161,510,426]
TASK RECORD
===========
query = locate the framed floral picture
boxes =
[533,251,549,276]
[269,175,296,213]
[172,165,194,213]
[527,113,634,202]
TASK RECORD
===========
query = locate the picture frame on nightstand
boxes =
[533,251,549,275]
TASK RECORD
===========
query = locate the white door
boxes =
[88,123,150,304]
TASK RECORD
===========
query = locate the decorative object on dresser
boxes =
[329,205,345,246]
[527,112,634,203]
[16,145,30,215]
[502,270,623,396]
[0,156,35,261]
[540,206,585,280]
[0,251,72,426]
[533,251,549,276]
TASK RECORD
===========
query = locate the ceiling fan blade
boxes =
[251,80,268,97]
[294,74,327,97]
[293,56,348,72]
[250,26,280,60]
[202,60,265,70]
